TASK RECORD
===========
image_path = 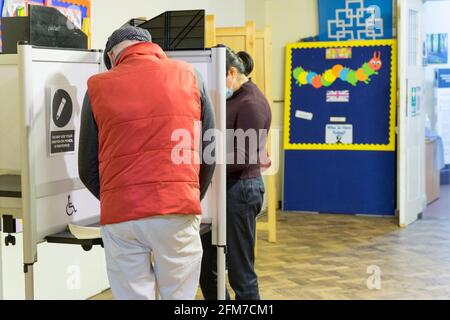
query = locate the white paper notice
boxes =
[295,110,313,121]
[330,117,347,123]
[325,124,353,144]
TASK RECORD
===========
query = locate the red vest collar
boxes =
[114,42,167,67]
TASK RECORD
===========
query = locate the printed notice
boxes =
[325,124,353,144]
[50,130,75,154]
[295,110,313,121]
[330,117,347,122]
[49,86,78,155]
[326,48,352,59]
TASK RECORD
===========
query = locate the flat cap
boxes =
[104,25,152,69]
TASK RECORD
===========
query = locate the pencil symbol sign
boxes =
[52,89,73,128]
[56,98,67,121]
[49,86,77,155]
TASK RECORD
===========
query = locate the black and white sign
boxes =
[50,130,75,154]
[49,86,77,155]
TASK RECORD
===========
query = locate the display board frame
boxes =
[284,39,397,151]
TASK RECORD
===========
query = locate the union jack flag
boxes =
[326,90,350,103]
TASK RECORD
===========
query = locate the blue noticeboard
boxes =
[288,44,394,148]
[318,0,393,41]
[283,40,397,216]
[284,150,397,215]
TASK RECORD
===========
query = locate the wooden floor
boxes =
[92,210,450,300]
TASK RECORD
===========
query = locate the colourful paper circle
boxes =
[347,70,357,84]
[312,75,323,88]
[293,67,304,80]
[323,70,337,83]
[299,72,308,85]
[339,68,349,81]
[356,68,368,81]
[321,78,333,87]
[332,64,344,78]
[306,72,317,84]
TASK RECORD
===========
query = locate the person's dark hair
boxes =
[236,51,254,76]
[219,44,254,77]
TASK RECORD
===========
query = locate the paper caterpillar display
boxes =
[292,51,383,88]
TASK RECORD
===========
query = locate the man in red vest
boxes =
[78,26,216,300]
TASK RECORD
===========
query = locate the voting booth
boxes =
[0,45,108,299]
[0,44,227,300]
[167,49,227,300]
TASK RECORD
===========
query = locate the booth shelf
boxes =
[45,222,212,252]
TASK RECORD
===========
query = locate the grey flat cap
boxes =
[104,26,152,69]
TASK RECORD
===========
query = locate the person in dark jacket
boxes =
[200,46,272,300]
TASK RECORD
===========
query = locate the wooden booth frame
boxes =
[205,15,277,244]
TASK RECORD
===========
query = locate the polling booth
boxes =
[167,48,228,300]
[0,8,227,300]
[0,45,109,300]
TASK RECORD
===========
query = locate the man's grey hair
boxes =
[109,40,141,58]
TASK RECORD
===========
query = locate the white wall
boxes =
[424,0,450,130]
[90,0,245,49]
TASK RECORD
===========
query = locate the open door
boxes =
[398,0,427,227]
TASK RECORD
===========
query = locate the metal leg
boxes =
[0,231,4,300]
[24,264,34,300]
[217,246,226,300]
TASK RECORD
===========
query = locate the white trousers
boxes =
[100,214,202,300]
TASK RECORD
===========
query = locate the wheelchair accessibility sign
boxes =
[49,86,78,155]
[66,195,77,216]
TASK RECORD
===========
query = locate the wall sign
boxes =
[426,33,448,65]
[436,68,450,88]
[49,86,77,155]
[318,0,393,41]
[409,86,421,118]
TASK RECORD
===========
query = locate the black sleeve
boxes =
[195,69,216,201]
[78,92,100,200]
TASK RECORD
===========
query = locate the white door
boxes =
[398,0,427,227]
